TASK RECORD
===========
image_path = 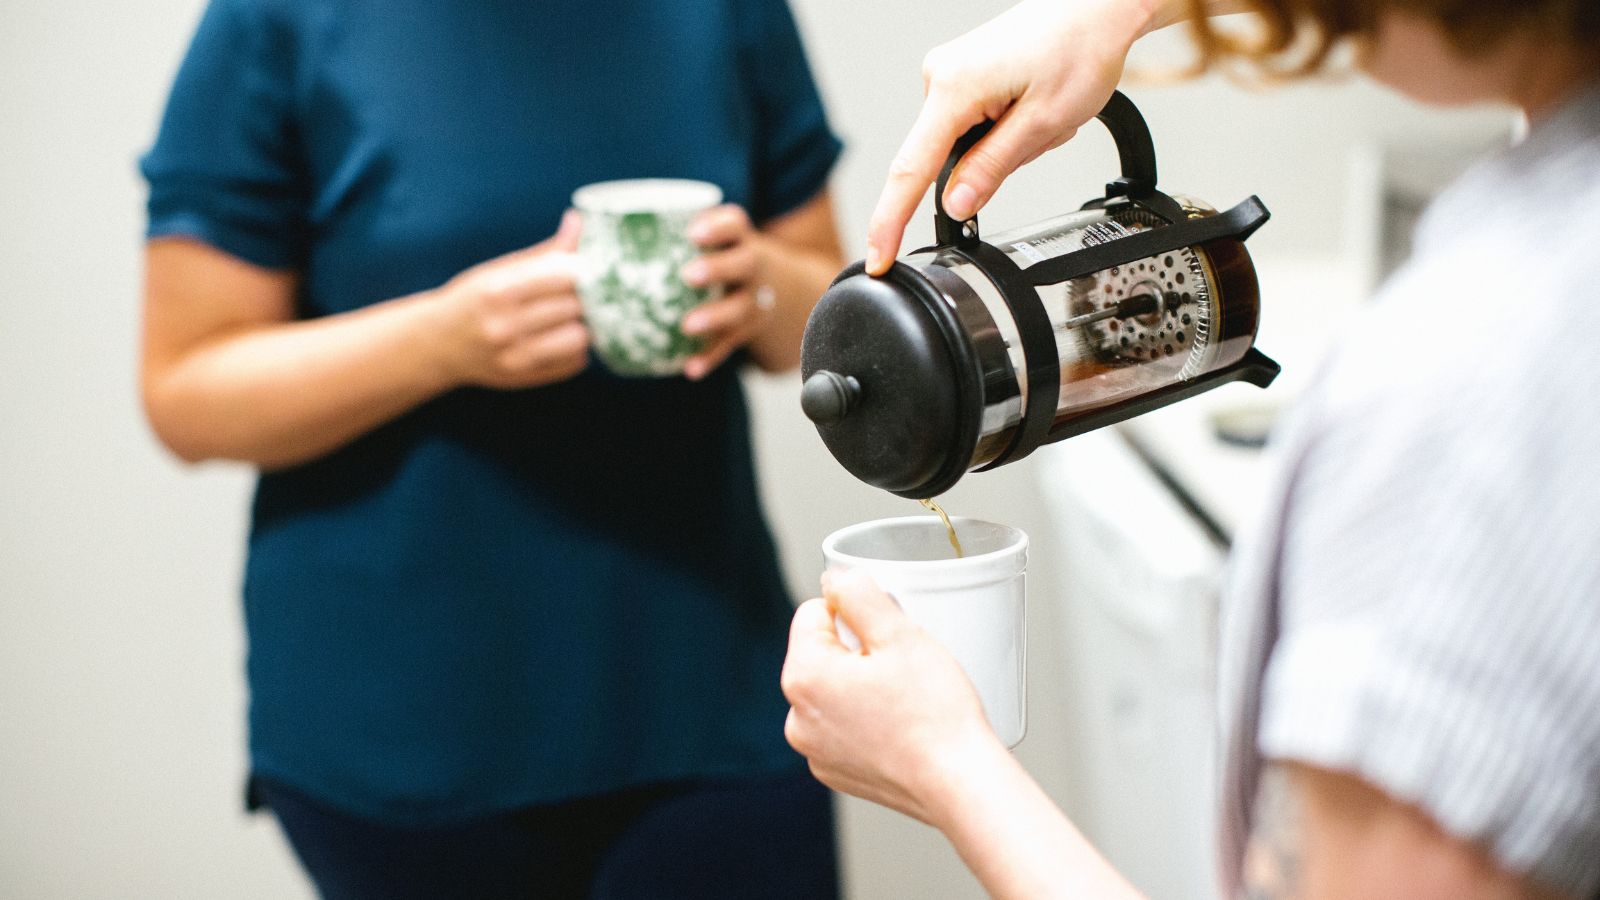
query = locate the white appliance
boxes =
[1035,426,1228,900]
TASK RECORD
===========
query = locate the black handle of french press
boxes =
[933,121,994,246]
[931,90,1162,248]
[1095,90,1159,198]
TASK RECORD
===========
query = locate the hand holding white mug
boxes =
[782,569,1005,826]
[680,203,777,381]
[431,210,591,390]
[865,0,1158,274]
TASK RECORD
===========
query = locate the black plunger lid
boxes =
[799,261,981,498]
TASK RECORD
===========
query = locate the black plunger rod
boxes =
[1058,292,1160,331]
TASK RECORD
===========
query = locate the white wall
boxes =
[0,1,1508,897]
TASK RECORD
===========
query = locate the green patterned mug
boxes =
[572,179,723,377]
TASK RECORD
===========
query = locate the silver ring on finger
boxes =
[754,284,776,313]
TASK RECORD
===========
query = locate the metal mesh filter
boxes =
[1068,209,1214,379]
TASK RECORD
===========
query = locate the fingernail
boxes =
[685,360,705,380]
[681,261,707,287]
[946,183,977,220]
[865,243,883,275]
[682,313,702,335]
[687,222,710,244]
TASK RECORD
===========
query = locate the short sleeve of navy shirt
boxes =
[142,0,842,825]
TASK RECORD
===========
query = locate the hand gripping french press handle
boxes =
[932,89,1161,247]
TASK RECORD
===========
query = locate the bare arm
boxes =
[745,189,846,372]
[141,213,590,469]
[783,572,1570,900]
[917,726,1145,899]
[1246,762,1570,900]
[679,188,845,379]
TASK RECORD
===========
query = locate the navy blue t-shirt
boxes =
[142,0,841,825]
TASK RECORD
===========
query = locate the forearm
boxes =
[1139,0,1258,36]
[745,236,843,373]
[927,732,1147,900]
[145,291,455,469]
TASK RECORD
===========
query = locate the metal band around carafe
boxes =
[892,262,989,497]
[1021,195,1271,287]
[949,242,1064,471]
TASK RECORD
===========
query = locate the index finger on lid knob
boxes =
[822,568,907,652]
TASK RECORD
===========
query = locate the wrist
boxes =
[405,287,473,394]
[1127,0,1178,39]
[915,721,1017,832]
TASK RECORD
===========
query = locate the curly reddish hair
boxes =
[1184,0,1600,74]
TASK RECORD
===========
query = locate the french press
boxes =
[800,91,1280,498]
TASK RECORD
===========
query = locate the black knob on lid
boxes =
[801,371,860,423]
[799,261,983,498]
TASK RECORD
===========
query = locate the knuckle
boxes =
[482,284,518,310]
[544,295,580,322]
[885,154,925,182]
[786,716,819,758]
[1035,105,1073,134]
[963,146,1008,181]
[701,206,738,238]
[547,321,585,350]
[695,257,726,284]
[924,65,973,98]
[493,345,525,373]
[479,318,511,346]
[779,666,811,701]
[734,244,758,270]
[557,322,590,352]
[713,204,747,231]
[456,282,489,311]
[805,760,834,788]
[1026,110,1073,146]
[1013,109,1055,140]
[783,711,804,749]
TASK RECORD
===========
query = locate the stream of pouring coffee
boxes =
[917,499,965,558]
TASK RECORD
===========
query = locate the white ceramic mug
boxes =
[822,516,1029,748]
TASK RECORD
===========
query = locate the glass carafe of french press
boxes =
[800,91,1280,498]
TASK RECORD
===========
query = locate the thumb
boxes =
[943,106,1069,221]
[485,210,584,270]
[822,568,908,652]
[549,208,583,251]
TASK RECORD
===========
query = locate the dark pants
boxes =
[254,771,840,900]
